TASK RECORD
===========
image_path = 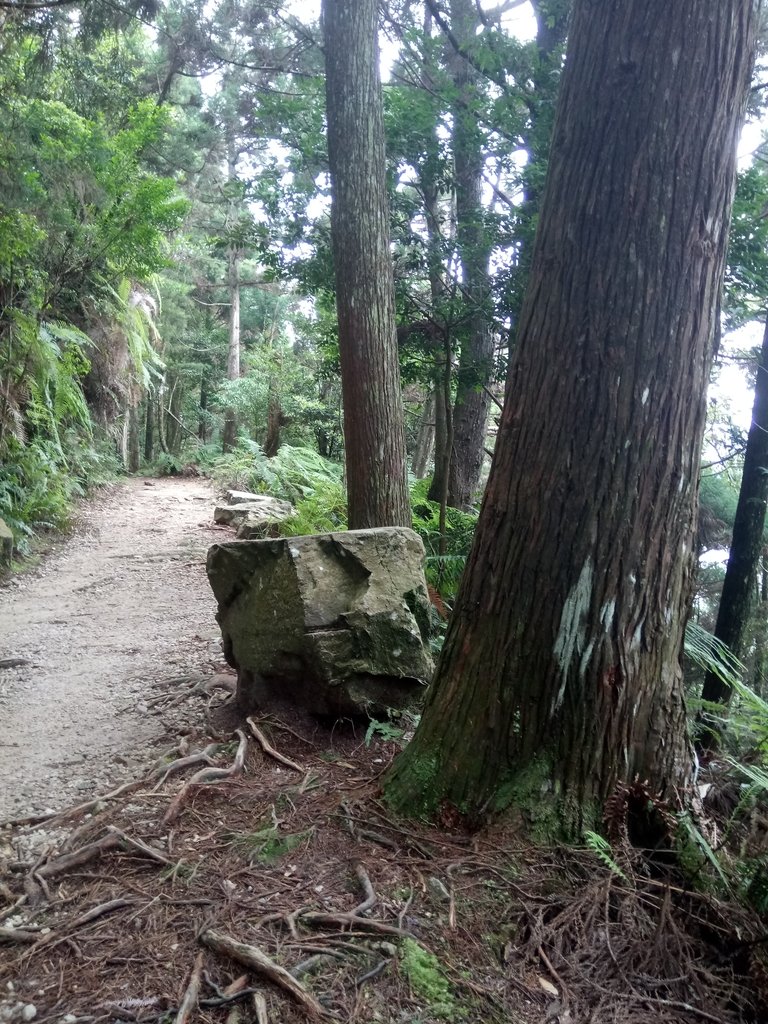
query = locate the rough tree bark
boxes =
[701,315,768,722]
[385,0,757,833]
[324,0,411,529]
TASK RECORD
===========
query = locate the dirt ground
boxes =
[0,477,224,823]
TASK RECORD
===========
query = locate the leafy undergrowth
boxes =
[0,693,766,1024]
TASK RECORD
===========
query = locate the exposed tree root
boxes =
[151,744,221,790]
[8,778,148,828]
[148,673,236,711]
[246,717,304,773]
[163,729,248,824]
[105,826,173,865]
[174,951,204,1024]
[36,833,121,880]
[298,912,412,939]
[200,929,330,1019]
[517,865,760,1023]
[0,926,39,944]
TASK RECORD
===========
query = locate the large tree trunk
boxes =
[701,315,768,723]
[385,0,756,833]
[324,0,411,529]
[445,0,494,511]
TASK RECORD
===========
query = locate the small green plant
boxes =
[583,830,628,882]
[364,718,405,747]
[675,812,730,891]
[399,938,457,1020]
[228,825,312,865]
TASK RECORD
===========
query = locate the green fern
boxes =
[583,830,629,881]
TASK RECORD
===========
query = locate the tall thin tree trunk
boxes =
[700,315,768,734]
[198,370,208,443]
[222,135,241,455]
[386,0,757,832]
[144,395,154,463]
[324,0,411,529]
[412,392,436,479]
[445,0,494,511]
[264,389,283,458]
[127,406,140,473]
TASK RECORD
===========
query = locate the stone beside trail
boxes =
[207,528,434,716]
[0,478,223,823]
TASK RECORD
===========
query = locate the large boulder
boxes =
[206,528,434,717]
[213,494,295,538]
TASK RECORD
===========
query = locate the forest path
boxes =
[0,477,224,823]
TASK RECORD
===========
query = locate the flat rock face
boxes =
[213,495,295,535]
[206,528,434,717]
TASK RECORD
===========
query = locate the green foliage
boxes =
[583,831,628,882]
[676,812,731,891]
[399,939,457,1020]
[228,826,311,866]
[213,442,343,507]
[684,621,745,693]
[410,479,478,600]
[277,480,347,537]
[725,165,768,327]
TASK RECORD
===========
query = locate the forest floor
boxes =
[0,479,765,1024]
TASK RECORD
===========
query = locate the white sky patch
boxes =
[709,322,762,434]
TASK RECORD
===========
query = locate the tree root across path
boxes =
[1,714,766,1024]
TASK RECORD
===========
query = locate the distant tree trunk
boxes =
[264,391,284,458]
[428,359,450,502]
[222,137,241,455]
[157,379,169,455]
[221,245,240,453]
[701,315,768,729]
[385,0,757,832]
[752,554,768,698]
[164,376,183,454]
[127,406,140,473]
[446,0,494,511]
[198,370,209,442]
[412,392,436,479]
[507,0,570,341]
[324,0,411,529]
[144,395,154,463]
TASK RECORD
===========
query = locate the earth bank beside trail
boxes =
[0,477,224,823]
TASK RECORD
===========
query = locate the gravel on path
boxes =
[0,477,225,822]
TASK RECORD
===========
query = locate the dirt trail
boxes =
[0,477,225,823]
